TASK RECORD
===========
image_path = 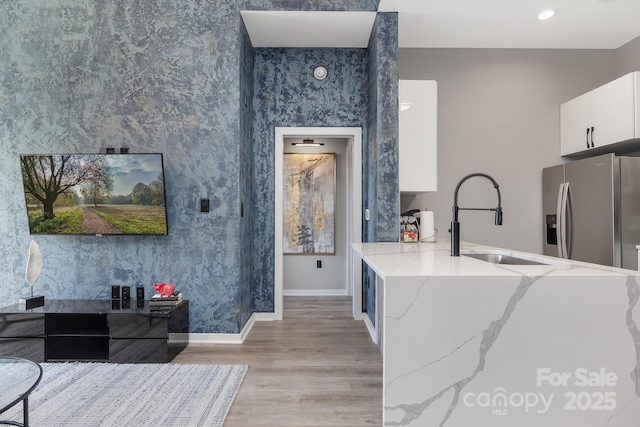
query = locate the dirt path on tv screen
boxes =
[82,208,123,234]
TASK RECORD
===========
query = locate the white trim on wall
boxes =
[346,133,363,314]
[169,313,258,344]
[275,127,363,321]
[283,289,348,296]
[364,312,378,345]
[362,274,381,347]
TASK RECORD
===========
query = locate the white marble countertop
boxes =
[352,239,639,279]
[358,240,640,425]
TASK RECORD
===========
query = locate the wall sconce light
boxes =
[292,139,324,147]
[313,66,328,81]
[400,102,412,111]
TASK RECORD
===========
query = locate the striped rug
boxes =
[2,362,247,427]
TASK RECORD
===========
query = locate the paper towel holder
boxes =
[415,210,437,243]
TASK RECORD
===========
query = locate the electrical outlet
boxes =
[317,260,322,268]
[200,198,210,213]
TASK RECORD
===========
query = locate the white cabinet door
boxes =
[589,73,636,148]
[560,91,593,156]
[399,80,437,194]
[561,72,638,157]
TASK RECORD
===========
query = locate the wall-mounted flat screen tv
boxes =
[19,153,168,236]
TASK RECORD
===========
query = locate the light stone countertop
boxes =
[354,239,640,426]
[352,239,638,279]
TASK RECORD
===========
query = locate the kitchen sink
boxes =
[462,252,557,266]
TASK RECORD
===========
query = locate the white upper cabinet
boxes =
[399,80,437,194]
[561,72,640,157]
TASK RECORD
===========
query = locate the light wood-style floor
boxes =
[172,296,383,426]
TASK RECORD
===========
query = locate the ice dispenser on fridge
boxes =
[545,215,557,246]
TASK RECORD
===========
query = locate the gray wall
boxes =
[283,138,347,294]
[614,36,640,78]
[400,48,615,254]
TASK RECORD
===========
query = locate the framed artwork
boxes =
[283,153,336,254]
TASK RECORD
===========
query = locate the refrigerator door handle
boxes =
[565,182,574,259]
[557,182,572,259]
[556,183,567,258]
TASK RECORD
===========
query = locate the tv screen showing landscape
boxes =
[20,153,168,235]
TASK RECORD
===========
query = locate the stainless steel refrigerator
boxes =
[543,153,640,270]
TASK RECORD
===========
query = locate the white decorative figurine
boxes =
[20,239,45,309]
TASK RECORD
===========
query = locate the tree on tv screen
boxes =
[20,155,114,219]
[130,173,164,206]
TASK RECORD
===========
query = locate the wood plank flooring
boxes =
[172,296,383,426]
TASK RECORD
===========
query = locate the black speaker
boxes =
[111,299,121,310]
[111,285,121,299]
[122,299,130,309]
[122,286,130,301]
[136,287,145,308]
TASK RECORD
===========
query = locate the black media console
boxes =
[0,299,189,363]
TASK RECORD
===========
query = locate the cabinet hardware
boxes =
[590,126,595,148]
[586,128,590,149]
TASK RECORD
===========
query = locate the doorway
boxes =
[283,138,347,296]
[274,127,363,321]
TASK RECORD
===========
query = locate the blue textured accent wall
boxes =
[252,48,369,312]
[363,12,399,325]
[369,13,399,242]
[0,0,391,334]
[0,0,249,334]
[239,18,256,330]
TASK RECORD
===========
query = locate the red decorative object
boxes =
[153,283,175,297]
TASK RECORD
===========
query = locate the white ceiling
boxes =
[379,0,640,49]
[241,11,376,48]
[243,1,640,50]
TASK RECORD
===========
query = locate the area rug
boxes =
[2,362,247,427]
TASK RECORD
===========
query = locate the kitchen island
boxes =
[353,240,640,426]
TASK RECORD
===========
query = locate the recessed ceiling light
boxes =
[400,102,412,111]
[537,9,557,20]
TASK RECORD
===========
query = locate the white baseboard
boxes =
[254,312,277,321]
[352,312,366,321]
[283,289,347,296]
[363,313,378,345]
[168,313,257,345]
[169,308,373,346]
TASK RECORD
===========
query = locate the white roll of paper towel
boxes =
[416,210,435,242]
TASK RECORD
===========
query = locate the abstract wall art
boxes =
[283,154,336,254]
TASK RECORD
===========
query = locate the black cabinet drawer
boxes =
[110,339,168,363]
[109,314,168,338]
[46,336,109,361]
[0,338,45,362]
[46,313,109,335]
[0,313,45,337]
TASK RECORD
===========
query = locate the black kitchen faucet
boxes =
[451,173,503,256]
